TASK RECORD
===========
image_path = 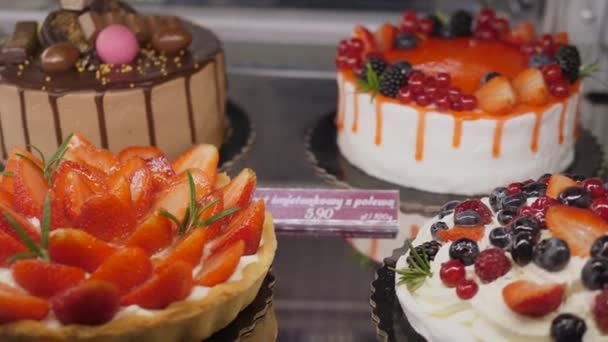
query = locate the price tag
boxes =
[254,188,399,238]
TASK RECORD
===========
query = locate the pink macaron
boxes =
[96,25,139,65]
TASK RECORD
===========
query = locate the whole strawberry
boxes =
[475,248,511,283]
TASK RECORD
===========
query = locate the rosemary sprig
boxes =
[579,60,608,88]
[6,193,51,263]
[390,240,432,293]
[357,63,381,100]
[16,133,73,185]
[158,170,240,235]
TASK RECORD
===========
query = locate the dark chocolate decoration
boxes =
[79,11,105,42]
[151,27,192,55]
[88,0,135,15]
[40,11,91,53]
[0,21,38,64]
[126,14,150,43]
[59,0,91,11]
[40,42,80,74]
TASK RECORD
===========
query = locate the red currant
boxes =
[531,196,558,212]
[402,20,418,34]
[402,10,417,22]
[460,94,478,111]
[409,73,425,86]
[415,93,432,106]
[474,28,497,40]
[477,8,495,26]
[424,76,437,86]
[450,97,463,111]
[583,178,605,199]
[493,17,510,34]
[591,197,608,221]
[434,93,450,110]
[418,17,434,35]
[349,38,364,53]
[440,260,466,288]
[337,39,350,55]
[540,34,554,48]
[549,79,570,98]
[542,64,563,82]
[424,84,438,97]
[409,84,424,95]
[398,86,414,104]
[507,182,522,195]
[456,279,479,300]
[517,205,535,217]
[436,73,451,87]
[520,42,536,55]
[447,86,462,100]
[334,55,347,68]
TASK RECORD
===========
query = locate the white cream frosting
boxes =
[336,72,579,195]
[395,198,608,341]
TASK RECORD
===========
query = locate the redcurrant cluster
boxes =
[474,8,510,40]
[521,34,565,58]
[335,38,365,72]
[400,10,434,35]
[541,64,570,98]
[398,71,478,111]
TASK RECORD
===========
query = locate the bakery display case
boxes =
[1,0,608,341]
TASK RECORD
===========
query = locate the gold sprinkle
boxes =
[17,71,22,77]
[194,63,199,69]
[129,83,135,88]
[24,59,30,65]
[45,76,51,82]
[179,50,185,56]
[176,63,182,68]
[41,86,46,90]
[18,64,24,70]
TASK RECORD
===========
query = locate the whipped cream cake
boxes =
[335,8,587,195]
[0,0,226,160]
[394,173,608,341]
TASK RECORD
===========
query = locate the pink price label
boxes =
[254,188,399,238]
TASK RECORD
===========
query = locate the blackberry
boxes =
[407,241,441,268]
[360,57,387,82]
[449,10,473,37]
[379,62,411,98]
[555,45,581,83]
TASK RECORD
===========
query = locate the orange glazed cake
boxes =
[335,8,586,195]
[0,132,276,342]
[0,0,226,160]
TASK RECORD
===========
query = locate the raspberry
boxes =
[593,289,608,334]
[474,248,511,283]
[454,199,492,224]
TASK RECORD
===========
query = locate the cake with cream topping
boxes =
[335,8,589,195]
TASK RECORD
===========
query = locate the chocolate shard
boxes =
[0,21,38,64]
[146,15,182,35]
[126,14,150,43]
[78,11,105,42]
[103,12,125,26]
[59,0,91,11]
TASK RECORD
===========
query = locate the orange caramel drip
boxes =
[492,120,505,158]
[452,116,464,148]
[335,76,345,131]
[415,109,427,161]
[558,99,568,144]
[384,38,528,93]
[530,112,543,153]
[374,97,383,146]
[352,93,359,133]
[369,239,378,260]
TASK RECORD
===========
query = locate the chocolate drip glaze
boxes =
[18,88,30,148]
[94,93,108,148]
[184,74,196,143]
[48,94,63,146]
[143,88,156,146]
[0,118,6,158]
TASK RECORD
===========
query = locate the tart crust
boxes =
[0,213,277,342]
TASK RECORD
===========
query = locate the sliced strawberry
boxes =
[49,228,116,273]
[547,174,578,199]
[117,146,164,164]
[13,157,48,218]
[67,145,118,174]
[108,175,132,209]
[0,189,14,209]
[437,226,485,242]
[0,283,49,323]
[90,246,153,295]
[198,190,225,240]
[172,144,219,185]
[196,240,244,286]
[146,156,176,190]
[11,259,85,298]
[546,205,608,257]
[0,202,41,243]
[0,230,26,266]
[52,160,107,194]
[474,76,517,114]
[222,168,256,211]
[1,148,41,195]
[74,193,136,243]
[211,200,265,255]
[107,157,146,190]
[512,68,548,106]
[152,169,212,220]
[503,21,535,44]
[130,167,154,220]
[59,169,94,221]
[352,25,378,54]
[375,23,397,52]
[121,260,193,309]
[126,212,175,255]
[502,280,565,317]
[158,228,207,268]
[65,131,94,151]
[51,280,119,326]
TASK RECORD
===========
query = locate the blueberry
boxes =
[497,208,518,226]
[551,313,586,342]
[454,210,481,226]
[438,200,460,219]
[502,193,527,210]
[581,257,608,290]
[481,71,500,85]
[528,53,553,68]
[591,236,608,258]
[430,221,449,240]
[511,233,534,266]
[449,238,479,266]
[489,186,508,212]
[394,32,418,49]
[489,227,512,249]
[511,216,541,242]
[558,186,591,208]
[522,182,547,198]
[533,238,570,272]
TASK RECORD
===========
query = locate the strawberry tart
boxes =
[0,132,276,341]
[394,173,608,341]
[335,8,589,195]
